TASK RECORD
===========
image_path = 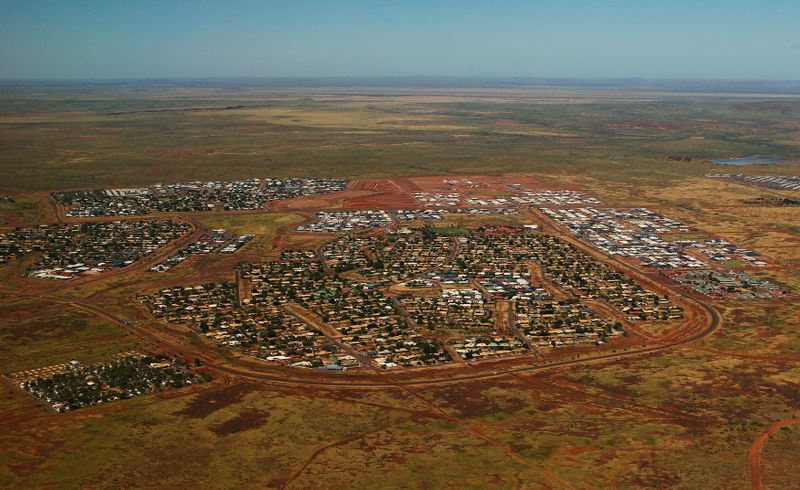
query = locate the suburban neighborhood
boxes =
[53,178,350,217]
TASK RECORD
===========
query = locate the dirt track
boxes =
[749,417,800,490]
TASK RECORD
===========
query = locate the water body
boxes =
[710,155,784,166]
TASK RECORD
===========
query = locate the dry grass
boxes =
[1,84,800,487]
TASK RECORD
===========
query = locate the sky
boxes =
[0,0,798,80]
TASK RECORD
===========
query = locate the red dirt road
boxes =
[749,417,800,490]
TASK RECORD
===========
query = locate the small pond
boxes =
[709,156,784,165]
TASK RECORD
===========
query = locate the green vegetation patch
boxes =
[422,224,468,237]
[198,212,304,255]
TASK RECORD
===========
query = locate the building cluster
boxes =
[411,189,601,209]
[398,287,528,360]
[322,229,454,283]
[247,309,351,369]
[450,335,529,360]
[516,298,621,348]
[296,210,393,232]
[412,192,462,206]
[142,282,350,369]
[686,239,768,267]
[394,208,518,221]
[401,278,436,288]
[386,228,672,350]
[542,207,706,269]
[240,258,450,369]
[510,190,601,206]
[53,178,349,217]
[149,229,253,272]
[142,223,685,370]
[0,220,188,279]
[352,226,675,351]
[613,208,693,234]
[14,353,207,412]
[543,207,775,274]
[465,197,512,206]
[429,226,682,323]
[400,288,494,332]
[144,255,451,370]
[441,179,481,187]
[706,174,800,192]
[668,270,788,300]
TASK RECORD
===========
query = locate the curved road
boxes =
[749,417,800,490]
[3,200,723,388]
[13,289,721,388]
[209,300,721,387]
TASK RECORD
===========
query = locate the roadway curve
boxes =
[204,299,721,387]
[3,197,723,388]
[749,417,800,490]
[9,290,722,388]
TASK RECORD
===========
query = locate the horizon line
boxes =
[2,75,800,83]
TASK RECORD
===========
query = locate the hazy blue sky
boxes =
[1,0,798,80]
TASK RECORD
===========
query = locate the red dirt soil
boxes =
[388,177,423,192]
[351,179,399,192]
[343,192,417,209]
[749,416,800,490]
[269,190,374,211]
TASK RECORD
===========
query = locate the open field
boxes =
[2,84,799,194]
[1,348,798,488]
[197,212,305,257]
[1,82,799,488]
[756,419,800,489]
[0,298,137,374]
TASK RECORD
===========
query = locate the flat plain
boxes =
[1,81,799,488]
